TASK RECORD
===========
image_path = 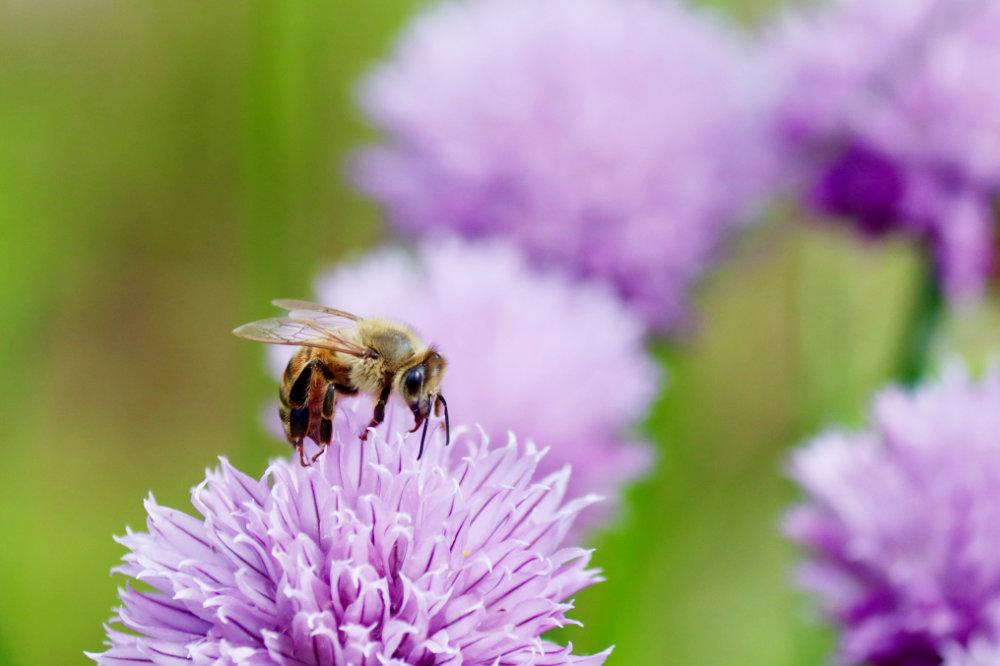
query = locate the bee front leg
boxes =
[408,410,426,433]
[361,385,392,441]
[436,394,450,447]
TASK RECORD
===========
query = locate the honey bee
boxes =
[233,300,449,466]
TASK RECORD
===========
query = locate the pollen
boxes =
[462,548,470,557]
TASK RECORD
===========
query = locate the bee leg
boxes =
[408,411,426,433]
[289,406,310,466]
[436,394,450,447]
[288,358,323,408]
[418,415,430,460]
[361,385,391,441]
[288,407,310,440]
[311,384,337,463]
[287,359,331,465]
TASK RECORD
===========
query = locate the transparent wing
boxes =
[271,299,360,326]
[272,300,365,346]
[232,317,367,356]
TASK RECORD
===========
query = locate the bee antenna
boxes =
[437,394,450,447]
[418,412,430,460]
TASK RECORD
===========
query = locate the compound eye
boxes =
[403,365,425,396]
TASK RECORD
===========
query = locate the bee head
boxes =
[401,350,447,418]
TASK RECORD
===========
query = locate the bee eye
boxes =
[403,365,425,395]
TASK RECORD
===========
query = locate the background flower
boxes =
[90,401,609,665]
[768,0,1000,298]
[268,239,659,534]
[944,639,1000,666]
[355,0,775,329]
[785,364,1000,665]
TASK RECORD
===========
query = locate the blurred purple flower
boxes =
[944,639,1000,666]
[354,0,776,329]
[769,0,1000,299]
[785,364,1000,666]
[89,400,609,665]
[268,239,660,534]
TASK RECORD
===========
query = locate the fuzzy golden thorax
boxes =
[347,318,424,394]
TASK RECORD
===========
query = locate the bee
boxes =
[233,300,449,466]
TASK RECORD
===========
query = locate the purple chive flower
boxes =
[785,364,1000,666]
[89,400,610,665]
[354,0,776,329]
[769,0,1000,299]
[944,639,1000,666]
[268,239,659,534]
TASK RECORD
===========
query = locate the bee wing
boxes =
[271,299,360,324]
[272,301,371,345]
[232,317,367,356]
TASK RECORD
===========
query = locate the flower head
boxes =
[90,400,609,665]
[268,239,659,534]
[785,364,1000,665]
[944,639,1000,666]
[769,0,1000,298]
[355,0,775,329]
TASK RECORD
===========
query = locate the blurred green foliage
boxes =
[0,1,995,664]
[0,2,418,662]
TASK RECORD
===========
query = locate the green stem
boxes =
[896,252,944,385]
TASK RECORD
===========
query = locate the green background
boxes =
[1,1,995,663]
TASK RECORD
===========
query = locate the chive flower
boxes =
[355,0,775,329]
[944,639,1000,666]
[768,0,1000,299]
[785,365,1000,665]
[89,401,610,665]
